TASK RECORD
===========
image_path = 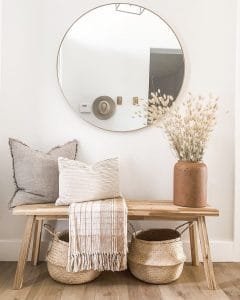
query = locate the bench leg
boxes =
[189,221,199,266]
[31,219,43,266]
[13,215,35,289]
[197,216,217,290]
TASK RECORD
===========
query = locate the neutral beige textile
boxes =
[56,157,120,205]
[67,198,128,272]
[9,139,78,207]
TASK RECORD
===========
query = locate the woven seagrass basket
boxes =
[128,226,187,284]
[45,225,101,284]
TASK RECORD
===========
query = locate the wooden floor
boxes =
[0,262,239,300]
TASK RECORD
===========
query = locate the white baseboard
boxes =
[0,239,238,262]
[0,239,49,261]
[182,240,238,262]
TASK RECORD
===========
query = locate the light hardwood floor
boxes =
[0,262,239,300]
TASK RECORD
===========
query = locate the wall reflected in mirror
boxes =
[57,3,185,131]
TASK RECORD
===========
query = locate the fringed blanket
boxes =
[67,197,128,272]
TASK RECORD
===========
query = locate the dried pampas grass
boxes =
[147,91,218,162]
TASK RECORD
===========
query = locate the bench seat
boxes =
[12,200,219,219]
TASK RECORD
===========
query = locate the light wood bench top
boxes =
[12,200,219,220]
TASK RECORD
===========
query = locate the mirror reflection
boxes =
[57,4,185,131]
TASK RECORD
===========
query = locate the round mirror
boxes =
[57,3,185,131]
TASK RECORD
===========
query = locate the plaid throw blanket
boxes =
[67,197,128,272]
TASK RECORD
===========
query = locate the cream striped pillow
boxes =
[55,157,120,205]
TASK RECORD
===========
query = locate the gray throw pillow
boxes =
[9,138,78,207]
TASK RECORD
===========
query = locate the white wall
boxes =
[0,0,238,261]
[234,0,240,261]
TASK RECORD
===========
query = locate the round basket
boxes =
[45,226,101,284]
[128,227,186,284]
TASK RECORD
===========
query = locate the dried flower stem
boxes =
[147,92,218,162]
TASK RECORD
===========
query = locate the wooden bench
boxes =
[12,200,219,290]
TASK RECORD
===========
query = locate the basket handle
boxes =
[175,221,193,235]
[128,221,140,237]
[43,224,59,240]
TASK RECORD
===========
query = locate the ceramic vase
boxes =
[173,161,207,208]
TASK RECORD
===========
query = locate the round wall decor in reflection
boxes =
[92,96,116,120]
[57,3,185,131]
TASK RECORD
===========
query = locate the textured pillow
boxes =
[55,157,120,205]
[9,139,78,208]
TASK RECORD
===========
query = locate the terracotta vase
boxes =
[173,161,207,208]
